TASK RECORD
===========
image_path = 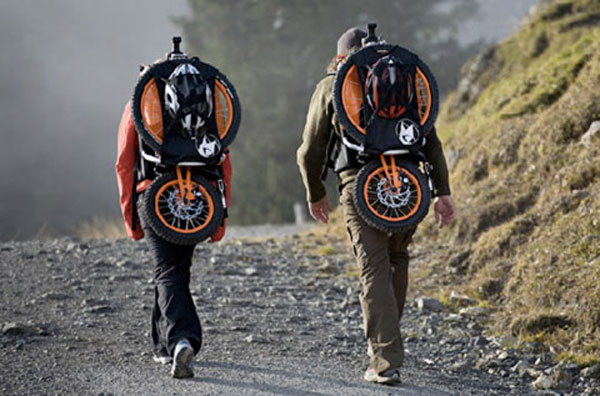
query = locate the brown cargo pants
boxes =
[340,183,416,374]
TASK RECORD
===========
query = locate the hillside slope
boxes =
[417,0,600,362]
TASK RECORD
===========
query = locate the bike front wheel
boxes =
[139,171,224,245]
[353,159,431,232]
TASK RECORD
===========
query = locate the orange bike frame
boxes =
[379,155,402,189]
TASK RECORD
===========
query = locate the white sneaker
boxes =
[152,347,172,365]
[364,368,401,384]
[171,339,194,378]
[153,354,173,365]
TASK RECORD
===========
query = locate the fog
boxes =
[0,0,189,239]
[0,0,537,240]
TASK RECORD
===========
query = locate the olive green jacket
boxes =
[297,74,451,203]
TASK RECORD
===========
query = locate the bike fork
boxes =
[379,154,402,190]
[175,166,195,203]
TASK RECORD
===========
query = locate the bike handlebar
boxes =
[363,23,379,46]
[172,36,182,54]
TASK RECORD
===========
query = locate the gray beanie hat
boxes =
[337,27,367,56]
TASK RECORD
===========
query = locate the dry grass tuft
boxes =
[77,217,128,239]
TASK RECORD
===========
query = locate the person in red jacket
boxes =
[116,100,230,242]
[116,69,231,378]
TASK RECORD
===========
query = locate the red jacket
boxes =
[115,101,231,242]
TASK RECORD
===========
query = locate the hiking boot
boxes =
[152,347,172,365]
[171,339,194,379]
[364,368,401,385]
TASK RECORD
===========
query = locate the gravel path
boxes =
[1,230,598,395]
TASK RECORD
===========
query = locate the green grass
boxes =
[428,0,600,361]
[315,245,338,256]
[557,351,599,368]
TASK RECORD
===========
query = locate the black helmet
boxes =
[164,63,213,137]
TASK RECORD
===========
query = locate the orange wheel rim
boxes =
[363,165,422,222]
[342,65,367,135]
[141,78,164,144]
[154,179,214,234]
[214,79,234,140]
[415,67,432,126]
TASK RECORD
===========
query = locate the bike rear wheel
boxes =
[333,44,439,145]
[132,59,241,152]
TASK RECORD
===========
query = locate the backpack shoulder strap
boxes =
[321,128,340,181]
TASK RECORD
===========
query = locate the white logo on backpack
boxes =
[396,119,420,146]
[195,134,221,158]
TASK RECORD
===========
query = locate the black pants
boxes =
[143,225,202,356]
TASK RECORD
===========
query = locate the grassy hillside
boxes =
[416,0,600,363]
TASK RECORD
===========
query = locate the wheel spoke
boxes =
[398,205,409,217]
[382,206,390,217]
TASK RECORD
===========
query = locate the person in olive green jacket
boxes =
[297,27,456,385]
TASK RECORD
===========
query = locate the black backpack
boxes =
[329,24,440,232]
[130,37,241,245]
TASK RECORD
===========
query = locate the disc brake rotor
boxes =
[376,175,411,208]
[166,188,205,221]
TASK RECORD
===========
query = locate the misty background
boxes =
[0,0,537,240]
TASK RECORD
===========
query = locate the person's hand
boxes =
[434,195,456,228]
[308,196,333,224]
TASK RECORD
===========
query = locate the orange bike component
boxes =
[141,78,164,143]
[391,156,400,189]
[154,179,215,234]
[363,164,422,222]
[214,79,234,140]
[342,65,367,135]
[175,166,185,203]
[379,155,402,189]
[415,67,431,125]
[185,167,194,202]
[175,166,195,203]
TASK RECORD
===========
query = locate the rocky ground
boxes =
[1,230,599,395]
